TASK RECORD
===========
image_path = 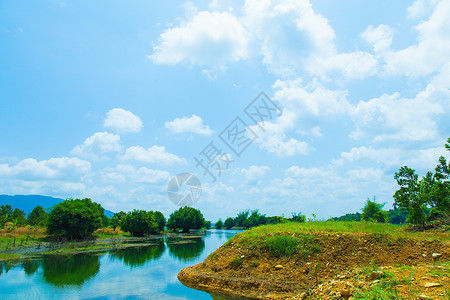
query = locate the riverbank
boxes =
[178,222,450,299]
[0,226,206,261]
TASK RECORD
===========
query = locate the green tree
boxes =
[166,207,205,233]
[110,215,120,232]
[0,205,13,226]
[394,166,427,227]
[11,208,27,225]
[234,210,249,227]
[215,219,223,229]
[149,211,166,233]
[361,197,387,223]
[204,220,211,229]
[120,210,158,237]
[27,206,48,226]
[47,198,104,239]
[224,217,235,229]
[243,210,266,228]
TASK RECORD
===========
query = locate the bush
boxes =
[166,207,205,233]
[215,219,223,229]
[120,210,158,237]
[362,197,388,223]
[47,198,104,240]
[224,217,235,229]
[264,235,298,257]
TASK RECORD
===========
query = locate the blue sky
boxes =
[1,0,449,221]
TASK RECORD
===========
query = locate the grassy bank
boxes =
[179,221,450,299]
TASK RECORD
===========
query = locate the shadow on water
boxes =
[109,242,166,268]
[166,237,205,262]
[42,254,100,286]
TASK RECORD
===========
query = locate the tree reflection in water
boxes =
[21,259,41,276]
[110,242,165,268]
[42,254,100,286]
[166,237,205,262]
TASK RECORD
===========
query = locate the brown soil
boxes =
[178,232,450,299]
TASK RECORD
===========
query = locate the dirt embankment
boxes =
[178,231,450,299]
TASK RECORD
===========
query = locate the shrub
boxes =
[264,235,298,258]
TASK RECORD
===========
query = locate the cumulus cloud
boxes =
[384,0,450,76]
[164,114,213,136]
[361,24,394,52]
[407,0,439,19]
[103,108,143,133]
[0,157,91,180]
[71,132,122,160]
[349,92,442,142]
[241,165,270,183]
[149,11,249,67]
[337,145,449,172]
[101,164,170,184]
[121,145,186,165]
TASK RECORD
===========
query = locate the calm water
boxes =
[0,229,242,299]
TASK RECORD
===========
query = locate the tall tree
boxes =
[394,166,427,227]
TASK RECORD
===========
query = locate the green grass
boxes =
[231,221,450,246]
[264,235,298,257]
[229,257,244,268]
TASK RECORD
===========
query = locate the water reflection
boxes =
[0,230,243,299]
[21,259,41,276]
[110,242,165,268]
[42,254,100,286]
[166,237,205,262]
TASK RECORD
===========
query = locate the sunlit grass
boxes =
[231,221,450,247]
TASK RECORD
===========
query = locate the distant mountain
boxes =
[0,195,115,217]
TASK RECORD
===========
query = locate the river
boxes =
[0,229,242,299]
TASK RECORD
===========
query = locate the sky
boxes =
[1,0,449,221]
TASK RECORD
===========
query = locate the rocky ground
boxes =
[178,231,450,299]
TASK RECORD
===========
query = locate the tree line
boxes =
[1,199,209,240]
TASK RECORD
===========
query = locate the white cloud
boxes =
[273,79,350,117]
[243,0,335,75]
[337,145,449,172]
[384,0,450,77]
[258,134,311,157]
[0,157,90,180]
[121,145,186,165]
[349,92,442,142]
[241,165,270,182]
[103,108,143,133]
[71,132,122,160]
[102,164,170,184]
[149,11,249,67]
[407,0,439,19]
[361,24,394,52]
[164,114,213,136]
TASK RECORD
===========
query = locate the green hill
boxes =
[0,195,115,217]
